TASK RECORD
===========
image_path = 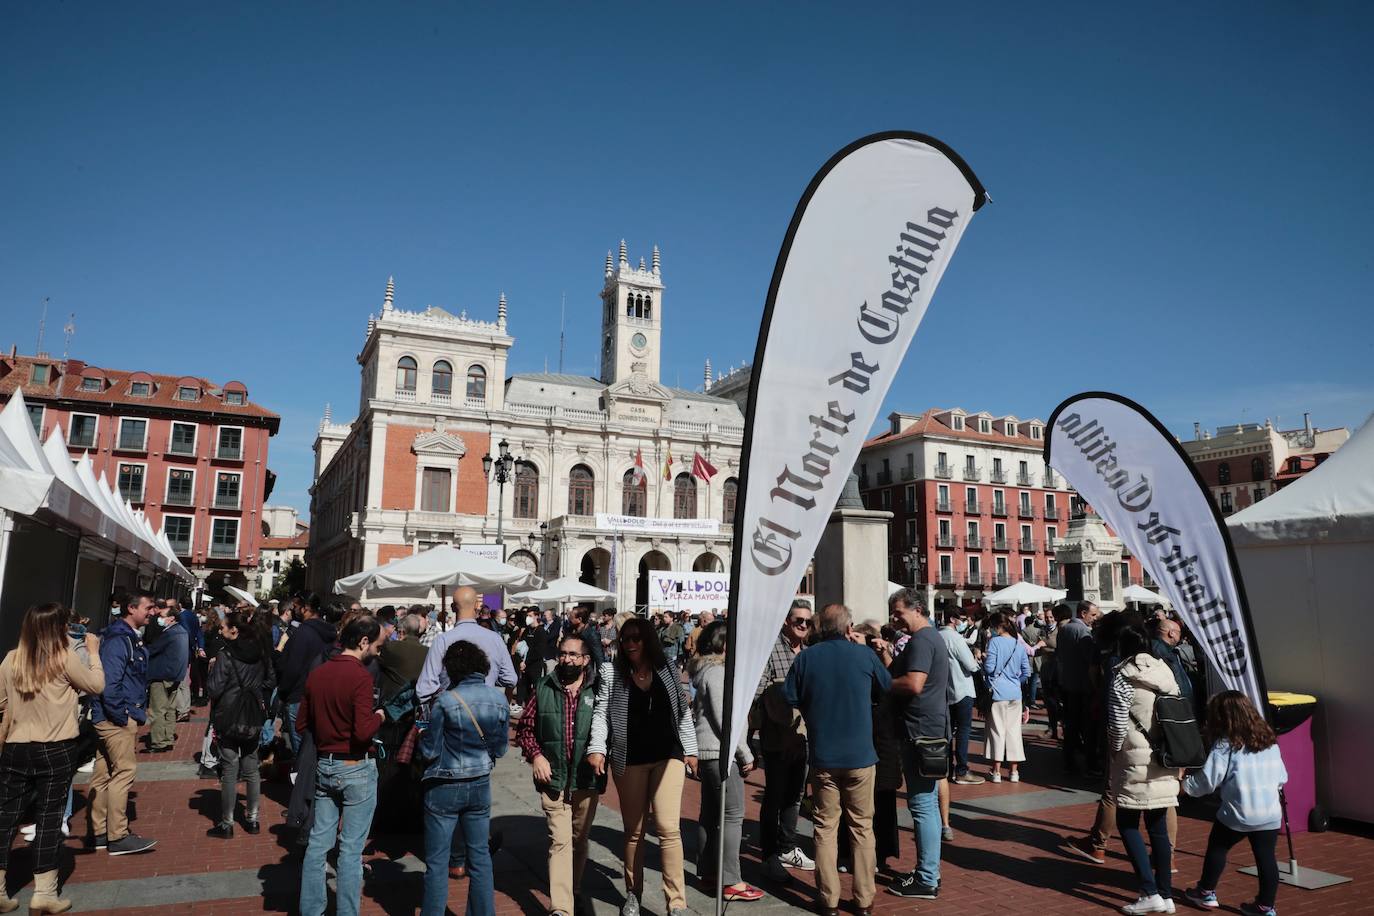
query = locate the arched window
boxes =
[673,472,697,519]
[643,294,652,320]
[432,360,453,395]
[626,296,635,318]
[568,465,594,516]
[1250,457,1265,481]
[396,356,417,392]
[1218,462,1231,484]
[465,364,487,400]
[622,469,647,517]
[722,477,738,524]
[514,461,539,519]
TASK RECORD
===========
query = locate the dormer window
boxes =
[177,386,199,402]
[130,381,152,397]
[30,364,51,384]
[978,418,991,434]
[1004,422,1015,436]
[1030,425,1043,440]
[80,377,102,392]
[224,391,245,405]
[951,415,964,431]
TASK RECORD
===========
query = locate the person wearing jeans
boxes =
[939,611,983,785]
[754,600,815,883]
[418,639,510,916]
[297,616,385,916]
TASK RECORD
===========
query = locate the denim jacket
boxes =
[420,674,509,781]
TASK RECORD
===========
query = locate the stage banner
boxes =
[595,513,719,536]
[723,132,987,770]
[648,570,730,617]
[1044,393,1266,707]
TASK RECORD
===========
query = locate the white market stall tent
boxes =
[335,544,544,600]
[1121,584,1172,607]
[982,579,1067,607]
[1227,413,1374,824]
[513,576,615,605]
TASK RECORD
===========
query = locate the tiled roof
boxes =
[0,355,279,427]
[864,408,1046,450]
[262,529,310,550]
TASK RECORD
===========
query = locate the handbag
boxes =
[913,736,950,779]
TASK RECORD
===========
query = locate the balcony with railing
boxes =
[990,468,1008,484]
[964,572,984,588]
[213,491,241,510]
[394,388,417,402]
[991,502,1008,517]
[962,465,982,482]
[1018,538,1036,552]
[1017,472,1034,486]
[964,500,981,514]
[992,572,1012,587]
[933,463,953,480]
[1043,472,1058,488]
[936,534,956,548]
[900,466,916,481]
[1045,537,1058,552]
[209,542,237,559]
[216,444,243,461]
[935,499,952,513]
[167,439,196,457]
[1018,504,1036,519]
[164,490,194,507]
[936,571,956,586]
[1047,572,1064,588]
[431,391,452,406]
[876,469,892,486]
[1020,574,1043,585]
[965,535,984,549]
[1043,504,1061,520]
[991,537,1010,551]
[167,538,191,557]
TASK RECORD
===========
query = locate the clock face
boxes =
[631,332,648,351]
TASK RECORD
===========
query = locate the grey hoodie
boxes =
[689,654,753,768]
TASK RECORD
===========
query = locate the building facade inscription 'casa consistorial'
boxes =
[307,243,748,611]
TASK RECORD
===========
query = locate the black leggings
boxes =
[1200,822,1279,907]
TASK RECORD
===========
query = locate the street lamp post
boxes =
[527,521,551,577]
[482,438,514,560]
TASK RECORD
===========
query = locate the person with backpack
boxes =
[1107,618,1181,915]
[276,600,338,757]
[205,611,275,839]
[1183,691,1288,916]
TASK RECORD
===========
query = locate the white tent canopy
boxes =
[335,544,544,599]
[982,579,1067,606]
[224,585,259,607]
[1121,584,1171,607]
[513,576,615,604]
[1226,413,1374,824]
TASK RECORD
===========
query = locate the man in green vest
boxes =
[515,634,605,916]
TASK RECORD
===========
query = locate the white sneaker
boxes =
[990,771,1002,783]
[778,847,815,871]
[61,819,70,837]
[19,825,34,843]
[77,759,95,774]
[1121,894,1172,915]
[764,856,791,883]
[1010,771,1020,783]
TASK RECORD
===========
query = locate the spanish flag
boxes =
[663,451,674,481]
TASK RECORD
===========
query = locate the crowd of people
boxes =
[0,585,1289,916]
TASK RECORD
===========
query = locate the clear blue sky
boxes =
[4,2,1371,519]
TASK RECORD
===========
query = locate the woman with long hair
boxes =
[1108,619,1181,915]
[982,613,1031,783]
[206,611,275,838]
[0,603,104,913]
[1182,692,1288,916]
[588,616,698,916]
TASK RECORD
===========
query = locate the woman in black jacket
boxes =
[206,611,275,838]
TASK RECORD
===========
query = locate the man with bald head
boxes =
[416,586,518,701]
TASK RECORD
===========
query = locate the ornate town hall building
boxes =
[308,242,744,609]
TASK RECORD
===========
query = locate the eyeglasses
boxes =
[557,651,588,659]
[788,617,812,629]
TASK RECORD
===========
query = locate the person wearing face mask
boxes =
[515,635,604,916]
[940,609,984,790]
[144,602,188,753]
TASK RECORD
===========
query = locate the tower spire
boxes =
[619,238,628,268]
[704,357,712,390]
[383,276,395,311]
[638,255,646,271]
[605,250,613,276]
[652,244,660,275]
[497,291,508,329]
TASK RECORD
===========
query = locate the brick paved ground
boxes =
[9,708,1366,914]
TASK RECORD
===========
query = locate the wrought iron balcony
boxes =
[1043,505,1061,520]
[1018,505,1036,519]
[965,535,984,549]
[965,500,981,514]
[991,538,1010,551]
[933,463,953,480]
[876,470,892,485]
[1017,472,1034,486]
[962,465,982,482]
[990,469,1008,484]
[936,534,956,548]
[1018,538,1036,552]
[991,502,1008,517]
[935,499,952,513]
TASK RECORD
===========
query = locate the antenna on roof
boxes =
[558,291,566,374]
[35,297,50,357]
[62,313,76,359]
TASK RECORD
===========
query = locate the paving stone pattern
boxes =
[18,712,1367,914]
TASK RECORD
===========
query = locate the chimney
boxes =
[1304,412,1312,437]
[1192,421,1201,439]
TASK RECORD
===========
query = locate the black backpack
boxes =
[1133,693,1207,769]
[213,658,268,744]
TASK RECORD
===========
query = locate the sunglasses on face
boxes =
[788,617,812,629]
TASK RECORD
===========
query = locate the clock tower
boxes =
[599,240,663,385]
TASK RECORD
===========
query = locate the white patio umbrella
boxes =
[1122,584,1171,607]
[982,579,1068,607]
[334,544,544,599]
[513,576,615,604]
[224,585,259,607]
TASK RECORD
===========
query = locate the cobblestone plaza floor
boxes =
[16,710,1365,914]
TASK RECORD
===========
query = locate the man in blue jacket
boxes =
[784,603,891,916]
[174,598,204,714]
[89,590,158,855]
[146,602,189,752]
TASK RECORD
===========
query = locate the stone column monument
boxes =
[1054,505,1124,612]
[813,472,894,627]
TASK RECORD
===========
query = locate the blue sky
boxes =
[3,2,1371,518]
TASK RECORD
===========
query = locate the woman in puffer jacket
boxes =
[1108,619,1181,916]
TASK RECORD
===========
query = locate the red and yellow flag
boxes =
[663,451,674,481]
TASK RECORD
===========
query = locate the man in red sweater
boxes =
[297,616,384,916]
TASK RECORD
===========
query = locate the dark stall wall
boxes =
[0,518,78,654]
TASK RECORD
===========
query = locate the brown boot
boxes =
[0,869,16,914]
[28,870,70,914]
